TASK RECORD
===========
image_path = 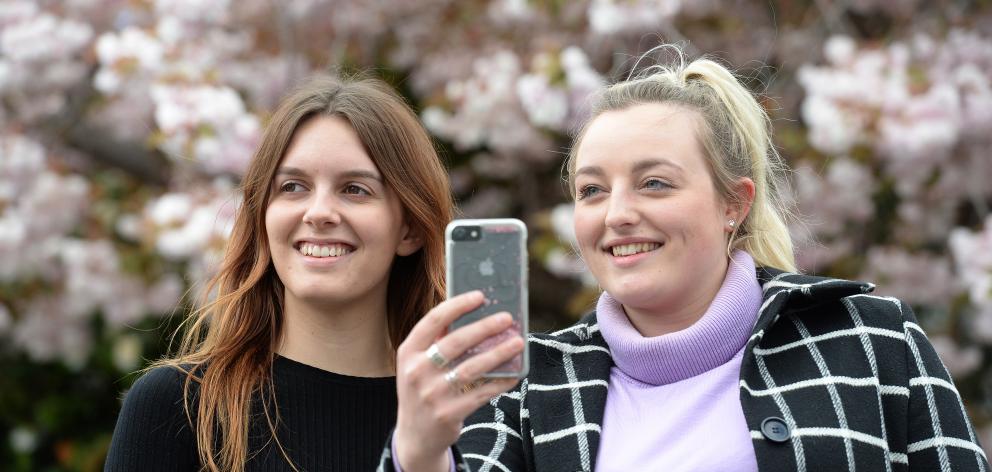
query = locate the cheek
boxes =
[263,204,295,252]
[572,208,601,255]
[572,210,592,241]
[365,205,402,240]
[263,210,281,243]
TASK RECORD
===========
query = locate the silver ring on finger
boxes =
[443,368,461,392]
[425,343,449,368]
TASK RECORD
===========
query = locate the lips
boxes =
[294,240,355,258]
[609,242,661,257]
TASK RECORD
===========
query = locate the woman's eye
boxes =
[343,184,371,196]
[643,178,670,190]
[280,181,306,193]
[577,185,602,200]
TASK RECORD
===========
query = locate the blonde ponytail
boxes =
[567,46,797,272]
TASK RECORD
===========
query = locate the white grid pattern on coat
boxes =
[742,280,989,471]
[791,316,857,468]
[843,296,895,472]
[750,286,808,471]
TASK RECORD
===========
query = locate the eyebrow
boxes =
[575,157,684,178]
[275,166,383,182]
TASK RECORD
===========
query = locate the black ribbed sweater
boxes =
[104,356,397,471]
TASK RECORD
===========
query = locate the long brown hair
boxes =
[153,74,453,471]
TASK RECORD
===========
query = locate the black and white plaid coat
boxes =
[380,268,990,471]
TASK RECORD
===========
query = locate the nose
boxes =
[603,189,639,229]
[302,191,342,228]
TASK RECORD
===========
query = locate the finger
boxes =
[419,334,520,402]
[446,335,524,384]
[432,312,515,365]
[403,290,485,351]
[449,377,521,418]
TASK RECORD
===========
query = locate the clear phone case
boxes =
[445,218,529,378]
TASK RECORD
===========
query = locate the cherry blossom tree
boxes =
[1,0,989,468]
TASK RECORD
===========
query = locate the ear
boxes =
[395,222,424,257]
[725,177,755,231]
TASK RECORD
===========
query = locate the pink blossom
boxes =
[0,133,46,201]
[517,73,570,130]
[154,0,231,25]
[800,31,992,203]
[94,27,164,93]
[150,84,259,175]
[860,247,958,308]
[1,13,92,63]
[950,216,992,318]
[792,159,874,238]
[587,0,686,35]
[0,6,92,123]
[12,296,92,369]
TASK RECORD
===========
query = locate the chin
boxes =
[284,282,343,303]
[605,281,660,308]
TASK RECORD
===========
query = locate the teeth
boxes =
[611,242,660,257]
[299,243,352,258]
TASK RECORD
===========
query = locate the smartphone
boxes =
[445,218,529,378]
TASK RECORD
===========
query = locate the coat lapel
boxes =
[752,267,873,337]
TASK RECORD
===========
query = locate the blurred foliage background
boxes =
[1,0,991,469]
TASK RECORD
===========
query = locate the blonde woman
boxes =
[389,47,989,471]
[105,74,461,471]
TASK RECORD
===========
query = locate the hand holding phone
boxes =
[445,218,529,378]
[394,290,524,471]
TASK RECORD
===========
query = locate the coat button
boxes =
[761,417,791,442]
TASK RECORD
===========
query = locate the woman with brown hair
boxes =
[104,74,461,471]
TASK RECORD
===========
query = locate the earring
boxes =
[727,219,736,229]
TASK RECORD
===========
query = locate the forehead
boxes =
[575,103,709,175]
[279,115,378,172]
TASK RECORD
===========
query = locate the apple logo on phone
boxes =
[479,258,495,276]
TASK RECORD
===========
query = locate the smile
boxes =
[296,242,354,258]
[609,242,661,257]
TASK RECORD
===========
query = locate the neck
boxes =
[276,294,393,377]
[596,250,763,384]
[624,257,730,337]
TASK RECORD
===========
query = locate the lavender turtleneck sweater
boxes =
[594,250,763,471]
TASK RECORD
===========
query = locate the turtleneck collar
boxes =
[596,250,763,385]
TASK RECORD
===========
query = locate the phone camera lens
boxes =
[451,225,481,241]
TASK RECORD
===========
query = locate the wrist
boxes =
[395,430,449,472]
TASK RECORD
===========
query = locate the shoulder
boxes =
[758,267,875,303]
[756,267,917,352]
[106,365,202,470]
[119,364,201,425]
[131,364,190,390]
[127,364,197,400]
